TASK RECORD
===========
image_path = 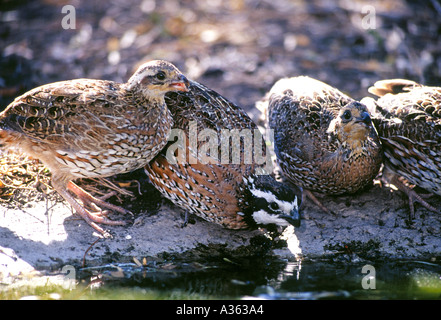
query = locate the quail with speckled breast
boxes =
[361,79,441,217]
[0,60,189,237]
[144,80,302,229]
[260,76,382,209]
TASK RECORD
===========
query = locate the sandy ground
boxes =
[1,170,440,279]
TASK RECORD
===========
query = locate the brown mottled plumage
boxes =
[0,60,189,236]
[262,76,382,203]
[145,80,302,229]
[362,79,441,217]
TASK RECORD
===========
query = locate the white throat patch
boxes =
[252,210,290,226]
[249,188,298,213]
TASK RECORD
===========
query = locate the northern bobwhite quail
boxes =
[361,79,441,217]
[0,60,189,237]
[144,80,302,229]
[261,76,382,208]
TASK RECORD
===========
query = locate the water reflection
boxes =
[77,257,441,299]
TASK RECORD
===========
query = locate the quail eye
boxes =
[155,71,166,81]
[342,110,352,121]
[269,202,279,211]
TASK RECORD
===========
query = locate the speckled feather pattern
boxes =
[264,76,383,195]
[0,78,172,182]
[145,80,300,229]
[364,79,441,195]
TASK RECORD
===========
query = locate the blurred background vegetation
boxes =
[1,0,440,120]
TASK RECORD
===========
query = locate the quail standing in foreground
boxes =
[261,76,382,210]
[145,80,302,230]
[361,79,441,217]
[0,60,189,237]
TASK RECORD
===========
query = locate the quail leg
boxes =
[180,210,190,228]
[52,179,126,237]
[67,181,130,216]
[303,189,336,215]
[387,175,439,219]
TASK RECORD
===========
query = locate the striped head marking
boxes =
[126,60,189,96]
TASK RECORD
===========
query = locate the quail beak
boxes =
[355,111,372,126]
[170,75,190,92]
[281,208,301,228]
